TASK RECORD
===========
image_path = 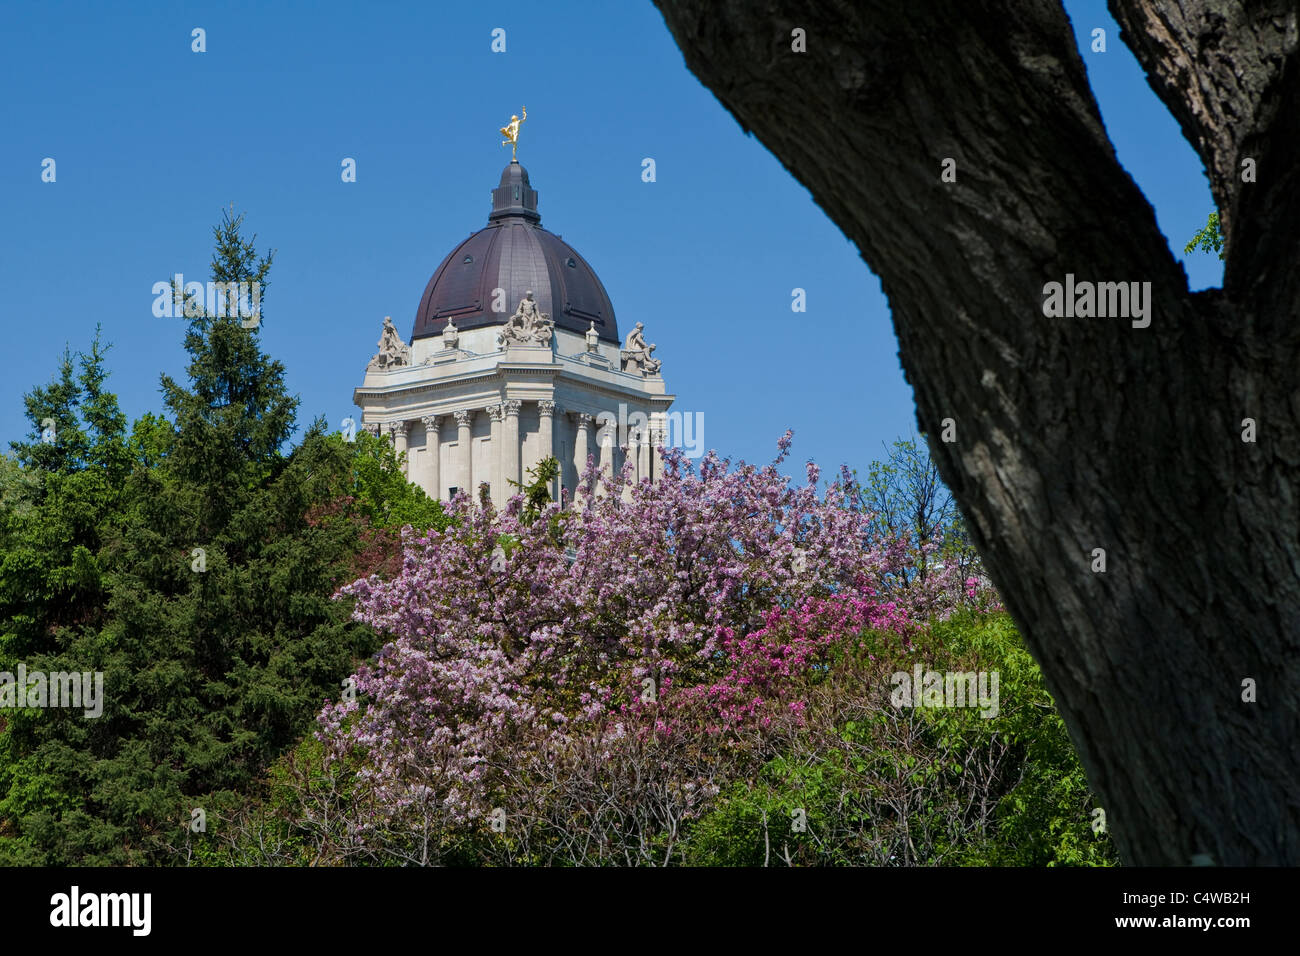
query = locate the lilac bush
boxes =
[316,433,966,848]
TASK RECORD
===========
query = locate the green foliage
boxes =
[0,212,446,865]
[682,762,823,866]
[914,613,1116,866]
[328,426,448,533]
[510,456,560,526]
[158,208,293,534]
[0,454,38,524]
[682,612,1118,866]
[10,346,83,474]
[508,456,568,548]
[1184,211,1225,260]
[224,610,1117,868]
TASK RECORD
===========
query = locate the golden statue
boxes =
[500,106,526,161]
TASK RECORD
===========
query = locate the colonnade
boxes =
[372,401,665,506]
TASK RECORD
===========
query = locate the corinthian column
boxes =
[650,421,666,484]
[637,426,651,487]
[487,404,505,509]
[502,400,521,500]
[538,400,557,500]
[596,414,615,498]
[454,409,473,499]
[389,421,410,476]
[421,415,442,499]
[620,432,635,502]
[573,412,593,492]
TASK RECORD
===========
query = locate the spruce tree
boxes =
[0,210,445,864]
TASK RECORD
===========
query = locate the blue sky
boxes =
[0,0,1223,479]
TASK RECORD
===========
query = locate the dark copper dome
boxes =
[411,162,620,343]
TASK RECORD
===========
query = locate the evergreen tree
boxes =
[11,346,85,475]
[0,211,448,864]
[159,208,294,534]
[0,331,134,862]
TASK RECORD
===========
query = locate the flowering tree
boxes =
[313,433,970,861]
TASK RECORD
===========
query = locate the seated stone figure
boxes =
[498,291,554,347]
[621,322,661,375]
[370,315,412,369]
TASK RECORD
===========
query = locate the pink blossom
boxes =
[315,433,983,831]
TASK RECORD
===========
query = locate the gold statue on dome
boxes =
[500,106,526,161]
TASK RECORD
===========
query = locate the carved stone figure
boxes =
[585,320,599,352]
[621,322,662,376]
[625,322,648,354]
[497,290,554,347]
[369,315,412,369]
[442,317,460,350]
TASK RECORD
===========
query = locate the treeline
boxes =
[0,213,1115,866]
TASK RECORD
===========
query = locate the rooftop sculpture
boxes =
[500,106,526,162]
[369,315,411,369]
[497,290,554,347]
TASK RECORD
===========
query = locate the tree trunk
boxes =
[653,0,1300,865]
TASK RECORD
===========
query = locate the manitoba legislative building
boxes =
[354,151,674,507]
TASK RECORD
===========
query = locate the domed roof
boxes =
[412,162,619,343]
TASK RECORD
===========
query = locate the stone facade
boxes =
[354,320,673,507]
[354,160,674,507]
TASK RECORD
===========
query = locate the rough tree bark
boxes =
[653,0,1300,865]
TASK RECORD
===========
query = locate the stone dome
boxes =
[411,162,620,344]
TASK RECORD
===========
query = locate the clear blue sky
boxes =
[0,0,1223,479]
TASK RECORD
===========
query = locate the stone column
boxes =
[487,404,505,509]
[421,414,442,499]
[502,400,521,500]
[573,412,593,491]
[620,433,635,502]
[454,409,473,499]
[637,425,651,486]
[596,414,615,497]
[388,421,410,476]
[538,400,557,500]
[650,422,666,484]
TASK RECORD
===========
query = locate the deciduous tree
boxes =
[653,0,1300,864]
